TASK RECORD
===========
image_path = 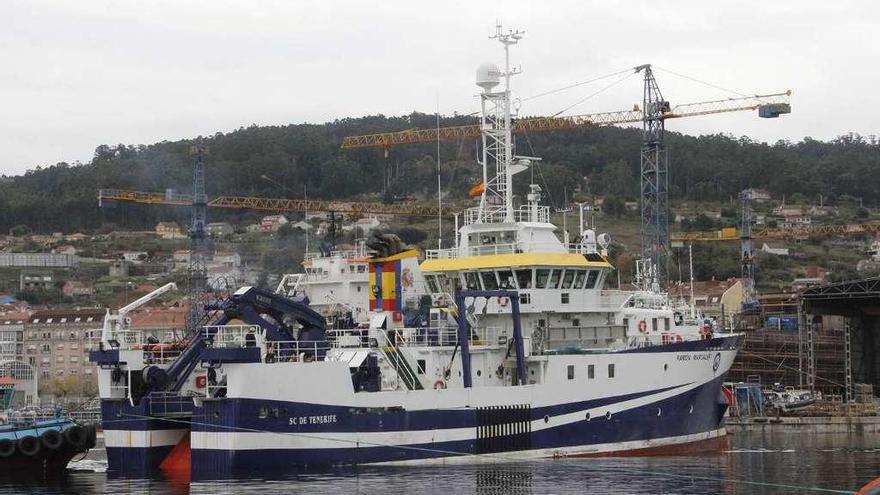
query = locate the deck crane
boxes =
[340,69,791,287]
[100,282,178,347]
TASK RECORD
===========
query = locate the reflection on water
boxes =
[1,431,877,494]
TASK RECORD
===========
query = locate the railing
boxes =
[147,391,193,417]
[263,340,329,362]
[103,328,185,364]
[375,330,421,391]
[303,245,369,261]
[204,325,262,348]
[426,242,600,260]
[385,326,511,348]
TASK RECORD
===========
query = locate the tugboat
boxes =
[0,414,97,474]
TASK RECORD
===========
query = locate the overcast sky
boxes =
[1,0,876,174]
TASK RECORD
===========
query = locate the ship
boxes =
[0,413,97,475]
[89,27,742,477]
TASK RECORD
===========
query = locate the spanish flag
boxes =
[468,180,486,198]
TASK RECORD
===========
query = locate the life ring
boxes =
[17,436,40,457]
[638,320,648,334]
[195,375,207,389]
[434,380,447,390]
[40,429,63,450]
[498,297,509,307]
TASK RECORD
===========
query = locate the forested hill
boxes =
[1,112,877,233]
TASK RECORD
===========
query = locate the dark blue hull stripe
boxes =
[189,375,729,473]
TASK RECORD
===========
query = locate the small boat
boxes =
[0,416,97,474]
[763,383,818,412]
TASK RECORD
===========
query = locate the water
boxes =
[2,431,877,494]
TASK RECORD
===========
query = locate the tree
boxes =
[9,224,30,236]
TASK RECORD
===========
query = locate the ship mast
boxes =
[476,24,524,224]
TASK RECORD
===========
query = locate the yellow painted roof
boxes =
[369,248,420,263]
[420,252,611,272]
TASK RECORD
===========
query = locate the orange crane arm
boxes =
[97,189,444,217]
[672,220,880,243]
[339,92,791,149]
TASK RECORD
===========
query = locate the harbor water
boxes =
[0,429,877,494]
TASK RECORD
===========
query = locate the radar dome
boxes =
[476,63,500,91]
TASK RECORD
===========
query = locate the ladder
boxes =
[379,332,423,391]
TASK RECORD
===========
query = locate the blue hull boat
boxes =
[0,417,97,474]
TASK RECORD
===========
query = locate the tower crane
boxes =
[341,69,791,287]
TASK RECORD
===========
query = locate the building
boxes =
[212,252,241,268]
[289,221,312,231]
[668,278,743,327]
[52,245,77,256]
[343,216,383,235]
[155,222,185,240]
[23,308,105,400]
[64,233,88,242]
[121,251,148,262]
[109,260,130,278]
[0,252,77,268]
[62,281,95,299]
[761,243,790,256]
[0,316,25,363]
[749,189,772,202]
[260,215,289,233]
[781,214,812,229]
[206,222,234,238]
[20,271,55,292]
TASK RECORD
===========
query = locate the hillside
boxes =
[1,114,878,235]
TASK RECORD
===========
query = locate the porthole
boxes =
[477,370,482,377]
[663,363,668,371]
[585,412,591,421]
[544,415,550,423]
[657,408,662,417]
[605,411,612,420]
[258,406,268,419]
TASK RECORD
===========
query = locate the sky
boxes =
[0,0,877,174]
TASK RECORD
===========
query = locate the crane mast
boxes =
[187,145,209,330]
[636,64,670,287]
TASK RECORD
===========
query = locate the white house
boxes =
[761,243,790,256]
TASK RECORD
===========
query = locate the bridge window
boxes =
[608,363,615,378]
[425,275,439,293]
[516,269,533,289]
[588,364,595,379]
[561,293,570,304]
[519,293,531,305]
[498,270,515,289]
[465,272,480,290]
[548,269,562,289]
[567,365,575,380]
[585,270,599,289]
[480,271,499,290]
[535,269,550,288]
[561,270,575,289]
[573,270,587,289]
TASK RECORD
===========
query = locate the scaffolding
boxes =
[728,292,847,396]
